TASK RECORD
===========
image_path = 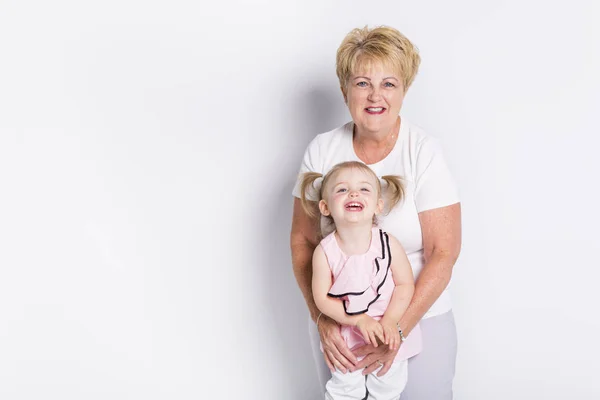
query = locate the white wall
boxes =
[1,1,599,399]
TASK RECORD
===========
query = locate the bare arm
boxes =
[290,197,359,371]
[290,197,321,322]
[355,202,462,375]
[312,245,384,347]
[312,245,361,326]
[380,234,415,327]
[397,202,462,336]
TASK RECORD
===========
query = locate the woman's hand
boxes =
[355,314,385,348]
[380,319,401,351]
[318,315,358,373]
[353,342,399,376]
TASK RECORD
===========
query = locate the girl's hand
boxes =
[317,315,358,373]
[355,315,385,348]
[380,319,401,351]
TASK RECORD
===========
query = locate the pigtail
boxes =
[299,172,324,219]
[380,174,405,213]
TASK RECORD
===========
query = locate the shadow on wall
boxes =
[303,86,349,137]
[258,84,347,399]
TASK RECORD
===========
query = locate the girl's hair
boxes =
[299,161,404,236]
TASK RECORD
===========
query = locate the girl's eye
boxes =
[361,188,370,192]
[384,82,396,88]
[357,81,368,87]
[337,188,347,193]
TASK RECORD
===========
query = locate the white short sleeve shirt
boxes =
[292,117,460,318]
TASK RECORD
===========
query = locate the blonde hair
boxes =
[299,161,404,237]
[336,26,421,97]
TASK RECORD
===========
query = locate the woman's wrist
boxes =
[309,301,323,323]
[395,322,407,342]
[397,310,421,337]
[316,312,324,328]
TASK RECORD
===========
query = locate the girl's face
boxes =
[319,168,383,227]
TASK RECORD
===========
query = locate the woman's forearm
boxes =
[397,250,457,335]
[290,197,322,322]
[291,238,320,322]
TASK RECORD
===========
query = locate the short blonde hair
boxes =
[336,26,421,96]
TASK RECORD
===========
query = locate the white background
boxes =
[1,1,599,399]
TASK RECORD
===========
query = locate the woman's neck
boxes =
[354,116,401,147]
[335,223,373,256]
[353,117,400,164]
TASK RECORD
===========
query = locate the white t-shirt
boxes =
[292,117,460,319]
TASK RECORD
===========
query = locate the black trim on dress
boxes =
[327,229,392,315]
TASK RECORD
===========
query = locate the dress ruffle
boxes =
[327,229,392,315]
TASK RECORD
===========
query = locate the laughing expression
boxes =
[319,167,383,227]
[344,61,405,137]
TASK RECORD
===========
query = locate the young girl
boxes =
[300,161,422,400]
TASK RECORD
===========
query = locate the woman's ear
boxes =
[319,199,330,216]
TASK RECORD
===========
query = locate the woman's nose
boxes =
[368,87,382,101]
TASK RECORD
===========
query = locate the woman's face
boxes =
[344,61,405,137]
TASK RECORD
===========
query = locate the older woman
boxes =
[290,26,461,399]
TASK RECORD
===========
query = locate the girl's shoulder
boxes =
[370,227,404,257]
[319,229,338,250]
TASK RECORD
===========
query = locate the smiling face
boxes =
[344,60,405,137]
[319,167,384,228]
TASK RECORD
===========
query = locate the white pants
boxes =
[325,361,408,400]
[310,311,457,400]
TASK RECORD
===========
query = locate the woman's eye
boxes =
[357,81,368,87]
[384,82,396,88]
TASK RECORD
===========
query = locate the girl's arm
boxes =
[312,245,384,346]
[354,203,462,375]
[380,234,415,324]
[379,234,415,350]
[291,198,358,372]
[312,245,361,326]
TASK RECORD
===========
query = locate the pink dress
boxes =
[321,227,422,361]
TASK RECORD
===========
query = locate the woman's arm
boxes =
[290,197,358,372]
[355,202,462,375]
[290,197,321,322]
[396,202,462,337]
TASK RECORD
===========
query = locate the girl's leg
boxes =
[400,311,457,400]
[325,369,367,400]
[366,360,408,400]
